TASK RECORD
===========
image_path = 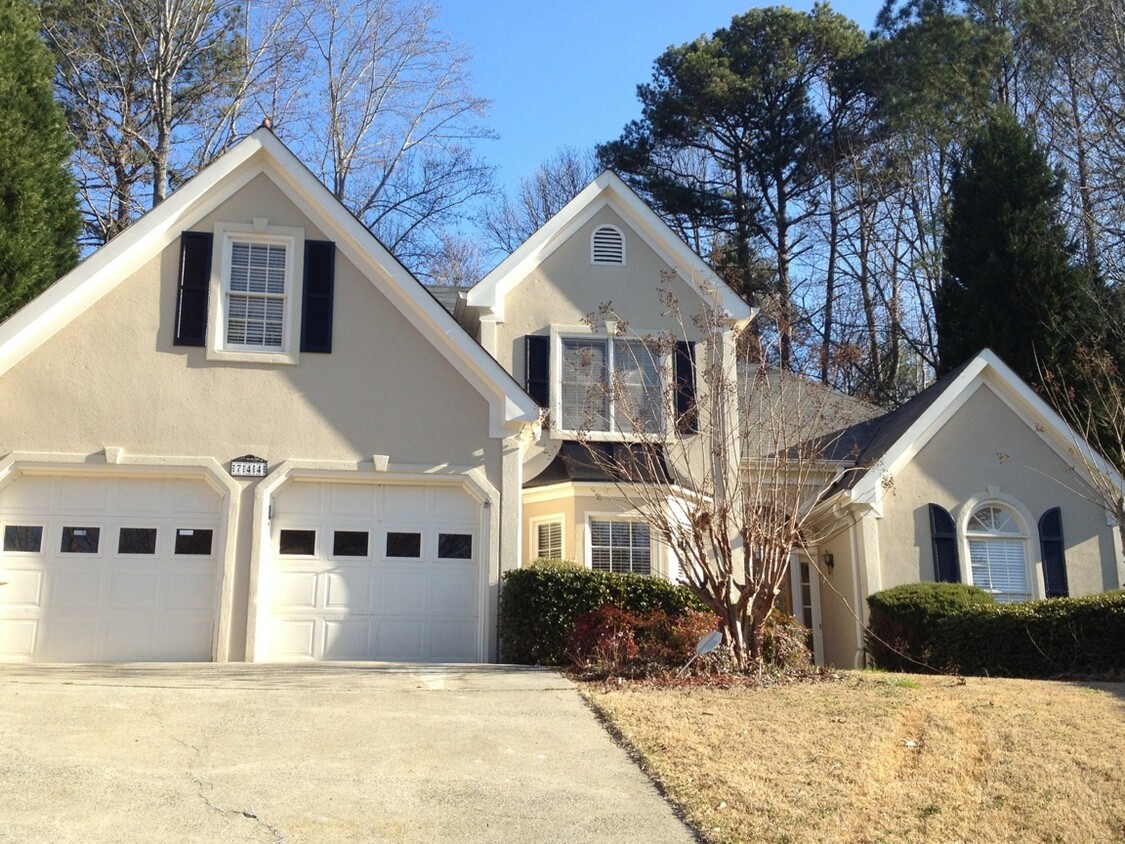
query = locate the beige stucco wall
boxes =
[816,527,864,668]
[0,171,507,659]
[877,384,1120,598]
[490,206,714,383]
[522,484,675,579]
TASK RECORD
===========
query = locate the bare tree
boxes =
[480,147,600,257]
[563,287,872,669]
[42,0,256,245]
[265,0,495,271]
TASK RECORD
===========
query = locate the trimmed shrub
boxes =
[567,605,641,669]
[499,567,707,665]
[867,582,996,672]
[566,606,721,673]
[868,583,1125,677]
[935,590,1125,677]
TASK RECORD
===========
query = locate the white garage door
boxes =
[261,481,482,662]
[0,474,222,662]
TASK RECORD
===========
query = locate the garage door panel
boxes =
[108,572,158,609]
[430,621,478,661]
[325,570,372,610]
[104,619,155,658]
[43,619,98,661]
[3,570,43,607]
[429,571,479,612]
[270,619,317,658]
[375,571,426,612]
[156,618,213,659]
[322,619,372,659]
[271,571,319,610]
[54,479,110,513]
[0,620,37,658]
[328,485,379,518]
[164,571,217,610]
[375,619,425,661]
[49,571,102,608]
[0,477,51,512]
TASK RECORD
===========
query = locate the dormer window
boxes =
[591,225,625,265]
[206,221,305,365]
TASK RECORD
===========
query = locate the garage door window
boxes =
[438,533,473,560]
[118,528,157,555]
[332,530,369,558]
[4,525,43,553]
[386,531,421,558]
[279,529,316,556]
[60,526,100,554]
[174,528,213,555]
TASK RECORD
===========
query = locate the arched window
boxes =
[966,504,1029,602]
[591,225,625,265]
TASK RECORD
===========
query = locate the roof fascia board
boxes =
[0,137,266,379]
[252,133,537,434]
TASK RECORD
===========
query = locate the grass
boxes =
[582,672,1125,844]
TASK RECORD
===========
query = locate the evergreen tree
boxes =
[0,0,79,320]
[936,106,1098,386]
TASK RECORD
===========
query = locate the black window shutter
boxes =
[929,504,961,583]
[174,232,212,346]
[525,335,550,407]
[1038,508,1069,598]
[301,240,335,353]
[674,340,698,434]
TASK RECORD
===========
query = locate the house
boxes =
[0,127,538,663]
[0,128,1120,666]
[808,351,1125,667]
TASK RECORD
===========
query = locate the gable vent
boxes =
[591,225,625,265]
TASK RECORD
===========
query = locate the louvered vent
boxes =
[591,225,625,265]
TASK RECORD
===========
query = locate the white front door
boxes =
[790,552,824,666]
[0,474,222,662]
[260,480,482,662]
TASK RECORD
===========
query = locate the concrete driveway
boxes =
[0,663,698,843]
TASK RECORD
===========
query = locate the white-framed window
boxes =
[588,517,651,575]
[208,221,304,365]
[965,503,1030,602]
[532,517,564,560]
[558,335,663,435]
[591,225,625,265]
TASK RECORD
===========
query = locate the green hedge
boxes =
[868,583,1125,677]
[499,567,706,665]
[867,582,996,672]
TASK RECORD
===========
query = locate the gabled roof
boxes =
[466,170,753,323]
[835,349,1123,506]
[0,128,538,437]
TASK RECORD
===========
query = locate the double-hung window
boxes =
[559,336,662,434]
[226,240,287,348]
[589,518,651,575]
[208,222,304,364]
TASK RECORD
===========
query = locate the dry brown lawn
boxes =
[583,673,1125,844]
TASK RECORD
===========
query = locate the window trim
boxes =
[207,221,305,365]
[550,325,669,441]
[530,514,565,561]
[955,494,1041,602]
[585,513,653,576]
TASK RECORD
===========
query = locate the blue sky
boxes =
[434,1,883,197]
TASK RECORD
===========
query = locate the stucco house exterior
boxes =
[0,128,1120,665]
[0,128,538,663]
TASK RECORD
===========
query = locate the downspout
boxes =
[850,515,866,669]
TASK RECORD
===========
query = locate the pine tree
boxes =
[936,106,1099,385]
[0,0,79,320]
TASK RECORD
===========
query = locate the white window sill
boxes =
[206,347,300,366]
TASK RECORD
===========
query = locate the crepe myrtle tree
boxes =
[560,280,868,670]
